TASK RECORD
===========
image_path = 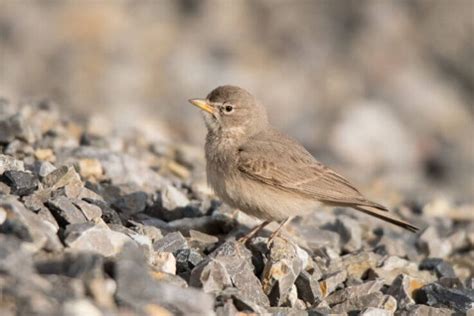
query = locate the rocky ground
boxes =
[0,99,473,316]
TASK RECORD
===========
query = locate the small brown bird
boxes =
[189,85,418,241]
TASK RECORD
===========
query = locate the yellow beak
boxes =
[188,99,215,114]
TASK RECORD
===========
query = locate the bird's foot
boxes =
[238,220,271,244]
[267,216,294,245]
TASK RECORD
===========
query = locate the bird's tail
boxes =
[354,205,419,233]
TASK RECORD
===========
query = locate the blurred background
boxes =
[1,0,473,202]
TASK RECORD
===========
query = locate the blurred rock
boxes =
[326,279,384,306]
[0,113,34,143]
[420,258,456,278]
[295,270,323,305]
[189,229,219,246]
[35,160,57,178]
[368,256,435,285]
[417,226,453,258]
[0,196,61,251]
[331,291,397,314]
[0,154,24,175]
[64,223,132,257]
[153,231,189,254]
[112,191,147,218]
[190,240,269,307]
[47,195,87,225]
[78,158,103,180]
[152,252,176,275]
[342,251,380,279]
[360,307,392,316]
[115,243,214,315]
[62,299,102,316]
[175,248,204,281]
[401,305,455,315]
[330,101,417,172]
[4,170,38,196]
[333,215,362,252]
[261,237,305,306]
[72,199,102,221]
[417,282,474,313]
[386,274,426,309]
[319,269,347,297]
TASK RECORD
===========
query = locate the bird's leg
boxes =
[238,220,271,244]
[268,216,294,244]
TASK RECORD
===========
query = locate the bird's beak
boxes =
[188,99,215,115]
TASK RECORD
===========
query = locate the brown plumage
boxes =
[189,85,419,233]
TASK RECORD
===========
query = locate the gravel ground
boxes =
[0,99,473,315]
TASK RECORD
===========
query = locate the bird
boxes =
[189,85,419,242]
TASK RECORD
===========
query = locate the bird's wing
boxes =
[237,130,387,211]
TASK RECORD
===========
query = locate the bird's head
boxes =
[189,85,268,138]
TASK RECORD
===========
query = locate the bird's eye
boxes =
[223,104,234,113]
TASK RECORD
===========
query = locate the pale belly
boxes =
[208,168,320,222]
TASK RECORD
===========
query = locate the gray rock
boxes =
[64,223,132,257]
[42,165,81,191]
[0,196,62,251]
[262,237,304,306]
[308,306,333,315]
[115,243,214,315]
[189,229,219,246]
[190,240,269,307]
[326,279,384,306]
[342,250,381,280]
[0,234,35,278]
[417,226,453,258]
[175,248,204,280]
[420,258,456,278]
[112,191,147,217]
[47,196,88,225]
[360,307,392,316]
[153,231,189,254]
[108,224,154,259]
[57,147,168,192]
[72,199,102,221]
[295,270,323,305]
[0,181,11,194]
[334,216,362,252]
[215,297,239,316]
[374,233,419,261]
[0,113,34,143]
[266,307,308,315]
[319,269,348,297]
[399,304,455,315]
[217,288,268,314]
[85,199,122,225]
[368,256,435,285]
[151,251,176,274]
[331,291,397,313]
[0,154,25,175]
[34,251,104,280]
[62,299,102,316]
[37,207,60,231]
[161,184,190,209]
[148,185,206,222]
[167,215,231,235]
[418,282,474,313]
[297,226,341,252]
[386,274,427,309]
[35,160,57,178]
[128,220,163,243]
[4,170,38,196]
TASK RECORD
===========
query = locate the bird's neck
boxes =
[205,129,244,167]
